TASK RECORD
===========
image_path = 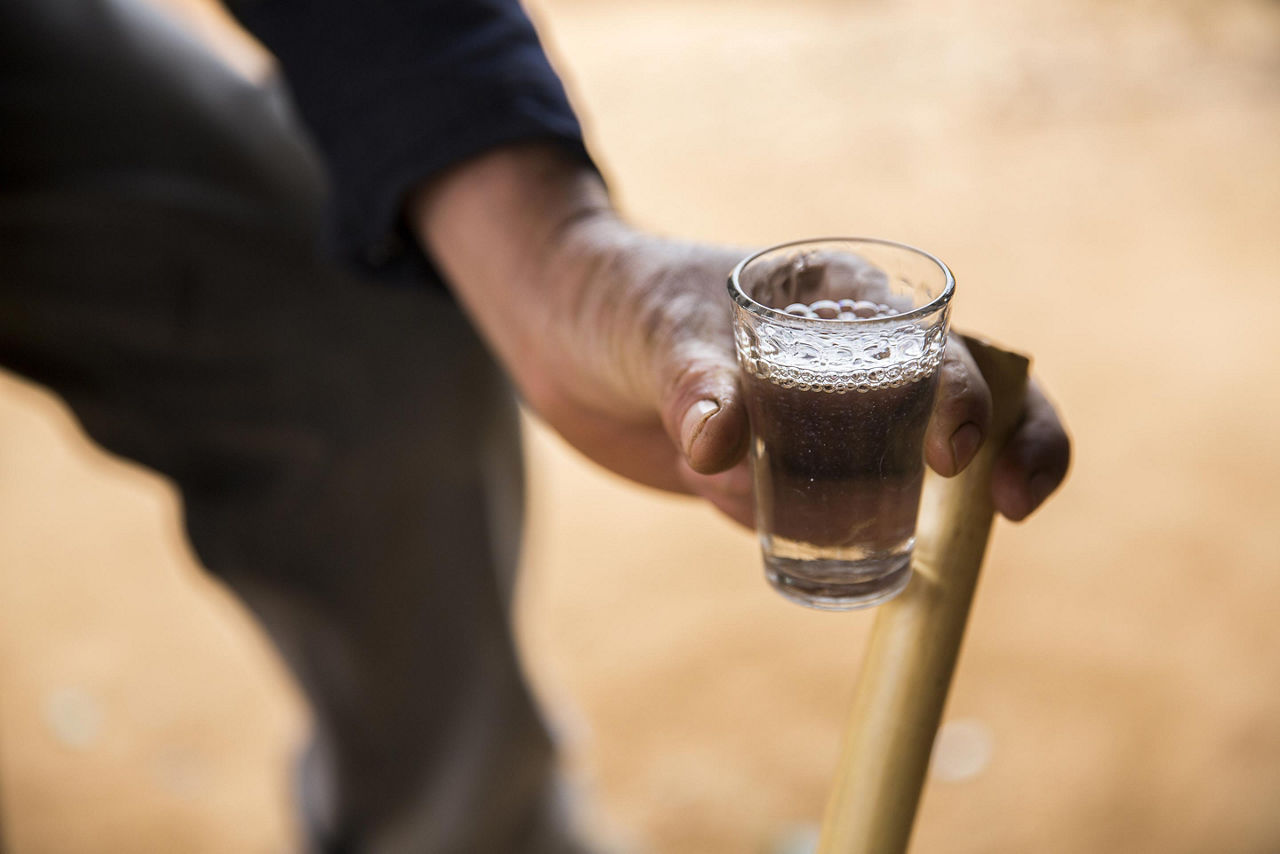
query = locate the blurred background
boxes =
[1,0,1278,851]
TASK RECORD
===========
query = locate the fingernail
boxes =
[950,422,982,472]
[1029,471,1058,508]
[681,399,720,458]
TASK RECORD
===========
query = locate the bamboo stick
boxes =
[817,337,1030,854]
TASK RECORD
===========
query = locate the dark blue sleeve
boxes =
[229,0,593,281]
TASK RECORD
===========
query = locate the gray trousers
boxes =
[0,1,580,851]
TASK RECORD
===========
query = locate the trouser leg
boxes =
[0,0,583,849]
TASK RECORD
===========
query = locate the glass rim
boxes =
[727,236,955,325]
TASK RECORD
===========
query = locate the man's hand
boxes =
[409,144,1070,527]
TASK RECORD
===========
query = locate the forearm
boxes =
[408,145,607,398]
[405,141,750,487]
[407,143,665,420]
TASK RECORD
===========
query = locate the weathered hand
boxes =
[412,144,1070,529]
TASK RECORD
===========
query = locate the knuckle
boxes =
[939,355,969,386]
[1047,430,1073,471]
[934,372,991,425]
[1012,422,1071,473]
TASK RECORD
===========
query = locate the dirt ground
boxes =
[2,1,1278,852]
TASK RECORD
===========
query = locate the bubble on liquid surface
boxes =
[809,299,842,319]
[780,299,899,321]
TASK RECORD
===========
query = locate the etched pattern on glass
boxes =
[734,311,947,394]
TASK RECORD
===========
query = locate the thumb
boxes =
[658,342,749,475]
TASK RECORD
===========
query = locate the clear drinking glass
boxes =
[729,238,954,610]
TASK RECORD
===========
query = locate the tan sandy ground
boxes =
[2,1,1278,851]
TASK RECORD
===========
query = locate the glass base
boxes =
[764,551,912,611]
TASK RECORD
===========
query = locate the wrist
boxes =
[543,211,676,410]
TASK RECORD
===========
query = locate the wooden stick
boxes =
[817,337,1029,854]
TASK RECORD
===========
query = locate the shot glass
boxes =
[729,238,954,610]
